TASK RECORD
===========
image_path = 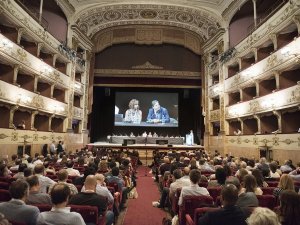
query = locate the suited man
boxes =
[0,180,40,225]
[147,100,170,123]
[198,184,247,225]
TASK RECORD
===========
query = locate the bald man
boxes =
[69,175,114,225]
[81,173,114,205]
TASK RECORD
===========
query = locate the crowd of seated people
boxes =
[0,146,139,225]
[151,149,300,225]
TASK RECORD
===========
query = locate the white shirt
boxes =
[66,168,80,177]
[169,177,191,198]
[37,207,85,225]
[36,174,56,193]
[178,184,210,206]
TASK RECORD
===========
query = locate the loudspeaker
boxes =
[105,88,110,96]
[183,89,189,99]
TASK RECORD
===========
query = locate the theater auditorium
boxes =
[0,0,300,225]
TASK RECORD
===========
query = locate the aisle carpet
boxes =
[122,166,168,225]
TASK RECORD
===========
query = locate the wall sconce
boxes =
[0,37,13,49]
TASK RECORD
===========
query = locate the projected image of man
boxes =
[124,99,142,123]
[147,100,170,123]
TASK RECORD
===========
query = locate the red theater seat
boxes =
[0,181,10,190]
[171,188,182,215]
[261,187,275,195]
[207,187,222,202]
[256,195,276,210]
[179,195,214,225]
[69,204,105,225]
[9,221,26,225]
[0,189,11,201]
[186,207,219,225]
[33,204,52,212]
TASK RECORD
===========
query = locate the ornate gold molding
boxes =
[93,25,203,55]
[132,61,163,70]
[94,68,200,79]
[75,4,221,41]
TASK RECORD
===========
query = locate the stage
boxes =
[88,142,203,164]
[88,142,204,151]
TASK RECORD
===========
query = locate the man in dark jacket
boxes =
[198,184,247,225]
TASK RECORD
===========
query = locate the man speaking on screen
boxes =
[147,100,170,123]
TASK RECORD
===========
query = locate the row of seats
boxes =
[171,188,277,225]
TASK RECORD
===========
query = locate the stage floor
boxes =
[88,142,204,150]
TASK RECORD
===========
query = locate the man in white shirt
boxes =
[49,141,56,155]
[169,168,191,199]
[178,169,210,206]
[65,161,80,177]
[37,183,85,225]
[34,164,56,193]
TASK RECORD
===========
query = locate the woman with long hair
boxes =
[241,174,263,195]
[252,169,268,187]
[279,190,300,225]
[273,174,295,198]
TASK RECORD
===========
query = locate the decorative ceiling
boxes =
[74,4,223,40]
[58,0,246,47]
[67,0,232,15]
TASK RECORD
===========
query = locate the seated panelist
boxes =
[124,99,142,124]
[146,100,170,123]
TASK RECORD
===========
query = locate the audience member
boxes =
[198,184,247,225]
[48,169,78,196]
[0,164,11,178]
[208,167,226,187]
[0,180,40,225]
[279,190,300,225]
[34,164,56,193]
[247,207,281,225]
[24,167,33,178]
[268,161,281,178]
[280,160,293,173]
[240,174,263,195]
[225,176,258,208]
[26,175,52,205]
[69,175,114,225]
[178,169,209,206]
[73,166,96,186]
[37,183,85,225]
[252,169,268,188]
[81,173,114,205]
[169,169,191,199]
[65,161,80,177]
[273,174,295,198]
[106,167,128,208]
[13,163,27,179]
